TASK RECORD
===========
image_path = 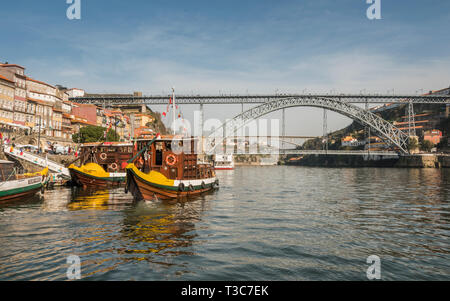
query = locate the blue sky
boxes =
[1,0,450,135]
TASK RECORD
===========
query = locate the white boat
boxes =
[0,160,49,203]
[213,154,234,170]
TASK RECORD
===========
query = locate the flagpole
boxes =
[172,87,176,135]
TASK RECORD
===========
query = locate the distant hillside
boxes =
[302,102,449,152]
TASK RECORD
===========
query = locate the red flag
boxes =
[162,112,166,117]
[104,123,112,139]
[178,114,181,118]
[169,97,172,104]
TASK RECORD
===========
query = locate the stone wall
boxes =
[285,154,450,168]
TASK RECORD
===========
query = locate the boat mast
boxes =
[172,87,176,135]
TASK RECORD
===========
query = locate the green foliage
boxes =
[420,140,434,152]
[72,126,120,143]
[408,137,419,151]
[303,138,324,150]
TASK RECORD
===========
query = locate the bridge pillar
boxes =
[200,104,204,154]
[282,108,286,150]
[323,109,328,153]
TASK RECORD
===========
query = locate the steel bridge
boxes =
[70,94,450,105]
[203,96,431,155]
[71,93,450,156]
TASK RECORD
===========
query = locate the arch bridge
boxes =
[205,96,412,154]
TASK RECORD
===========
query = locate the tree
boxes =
[72,126,120,143]
[420,140,434,152]
[408,137,419,152]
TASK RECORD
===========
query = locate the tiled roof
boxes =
[26,77,55,89]
[0,74,14,83]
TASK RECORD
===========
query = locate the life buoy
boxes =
[100,153,107,161]
[166,154,177,166]
[178,183,185,192]
[110,163,118,171]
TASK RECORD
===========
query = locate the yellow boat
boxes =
[69,142,133,188]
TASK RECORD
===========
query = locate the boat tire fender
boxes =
[201,181,206,189]
[178,183,185,191]
[188,184,195,192]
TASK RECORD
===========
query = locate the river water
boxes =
[0,166,449,281]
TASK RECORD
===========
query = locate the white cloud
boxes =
[18,20,450,136]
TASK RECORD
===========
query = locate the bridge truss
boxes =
[70,94,450,105]
[205,96,411,154]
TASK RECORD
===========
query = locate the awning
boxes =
[0,121,30,130]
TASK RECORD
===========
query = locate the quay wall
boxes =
[284,154,450,168]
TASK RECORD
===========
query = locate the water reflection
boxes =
[1,167,449,280]
[63,188,211,279]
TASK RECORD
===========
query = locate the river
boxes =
[1,166,449,280]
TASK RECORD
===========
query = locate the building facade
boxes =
[0,74,16,125]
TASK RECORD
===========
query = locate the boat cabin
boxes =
[133,135,215,181]
[78,142,134,172]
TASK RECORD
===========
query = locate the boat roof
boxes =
[81,142,133,147]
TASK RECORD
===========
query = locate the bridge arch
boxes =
[206,96,410,154]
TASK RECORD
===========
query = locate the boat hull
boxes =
[126,164,218,201]
[0,177,43,203]
[69,168,125,188]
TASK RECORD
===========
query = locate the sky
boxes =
[1,0,450,135]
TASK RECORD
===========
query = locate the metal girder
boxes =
[70,94,450,105]
[205,96,410,155]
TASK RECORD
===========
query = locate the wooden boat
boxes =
[126,135,219,200]
[68,142,133,188]
[0,160,49,203]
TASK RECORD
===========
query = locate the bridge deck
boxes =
[70,94,450,105]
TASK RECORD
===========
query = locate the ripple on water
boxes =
[0,167,450,280]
